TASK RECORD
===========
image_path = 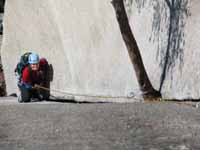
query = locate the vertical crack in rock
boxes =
[135,0,190,92]
[158,0,190,92]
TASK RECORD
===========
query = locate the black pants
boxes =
[18,83,50,103]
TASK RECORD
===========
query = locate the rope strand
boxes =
[34,84,141,99]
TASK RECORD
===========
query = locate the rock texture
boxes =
[1,0,200,100]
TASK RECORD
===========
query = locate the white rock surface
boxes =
[1,0,200,100]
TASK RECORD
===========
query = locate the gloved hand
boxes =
[32,84,39,89]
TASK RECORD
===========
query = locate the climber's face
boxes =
[30,63,39,71]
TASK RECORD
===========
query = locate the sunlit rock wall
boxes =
[1,0,200,100]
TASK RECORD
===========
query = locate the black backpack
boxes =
[14,52,32,82]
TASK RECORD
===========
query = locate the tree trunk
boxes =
[111,0,161,98]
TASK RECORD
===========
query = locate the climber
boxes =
[17,53,50,103]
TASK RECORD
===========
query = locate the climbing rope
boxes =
[34,84,139,99]
[34,84,200,108]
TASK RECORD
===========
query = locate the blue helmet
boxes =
[28,53,39,64]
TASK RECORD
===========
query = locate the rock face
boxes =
[1,0,200,100]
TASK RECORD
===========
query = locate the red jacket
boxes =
[22,58,48,85]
